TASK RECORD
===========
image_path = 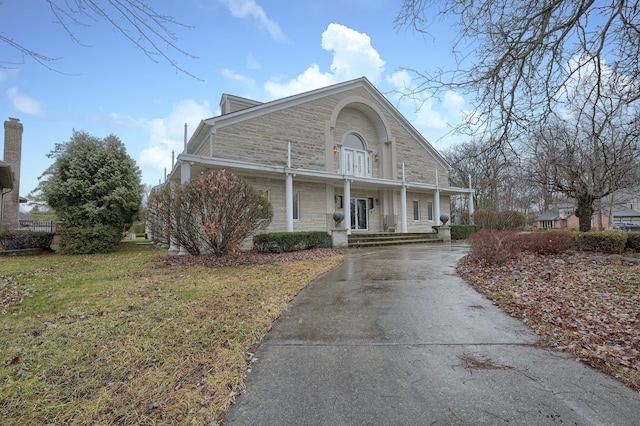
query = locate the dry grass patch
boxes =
[0,242,342,425]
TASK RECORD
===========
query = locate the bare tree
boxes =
[443,139,512,211]
[1,0,198,78]
[525,109,640,231]
[396,1,640,149]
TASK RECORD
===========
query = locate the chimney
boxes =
[3,118,23,226]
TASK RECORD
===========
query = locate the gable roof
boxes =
[187,77,451,171]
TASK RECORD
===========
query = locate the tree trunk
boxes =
[575,197,594,232]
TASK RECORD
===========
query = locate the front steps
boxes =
[347,232,443,248]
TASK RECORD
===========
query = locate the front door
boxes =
[350,198,368,230]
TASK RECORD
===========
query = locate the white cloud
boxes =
[218,0,285,41]
[414,99,448,130]
[321,24,384,81]
[264,23,385,99]
[6,86,45,117]
[136,100,214,181]
[444,90,465,112]
[221,68,256,85]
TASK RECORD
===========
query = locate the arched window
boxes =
[341,133,372,177]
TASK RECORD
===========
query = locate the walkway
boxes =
[224,243,640,425]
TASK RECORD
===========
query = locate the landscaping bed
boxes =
[457,250,640,392]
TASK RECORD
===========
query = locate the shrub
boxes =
[0,229,55,251]
[474,210,526,230]
[148,171,274,256]
[516,230,574,255]
[573,231,627,253]
[59,223,122,254]
[451,224,479,240]
[145,186,172,248]
[467,230,521,265]
[254,231,330,253]
[626,232,640,252]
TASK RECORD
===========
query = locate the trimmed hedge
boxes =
[572,231,627,253]
[474,210,526,230]
[254,231,330,253]
[518,230,574,255]
[625,232,640,252]
[0,230,55,251]
[451,224,479,240]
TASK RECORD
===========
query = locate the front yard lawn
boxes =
[0,242,342,425]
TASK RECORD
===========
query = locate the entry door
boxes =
[350,198,368,230]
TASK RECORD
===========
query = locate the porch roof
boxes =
[169,154,471,196]
[0,161,13,190]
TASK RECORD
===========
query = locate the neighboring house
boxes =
[609,207,640,224]
[536,202,607,230]
[164,77,472,241]
[537,202,614,230]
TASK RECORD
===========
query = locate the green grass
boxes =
[0,241,343,425]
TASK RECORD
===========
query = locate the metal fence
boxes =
[18,220,62,233]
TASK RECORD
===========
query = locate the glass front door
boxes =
[350,198,368,230]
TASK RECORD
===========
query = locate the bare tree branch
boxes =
[1,0,200,79]
[396,0,640,148]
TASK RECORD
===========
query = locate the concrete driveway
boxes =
[224,243,640,425]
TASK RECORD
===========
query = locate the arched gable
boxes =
[328,95,392,143]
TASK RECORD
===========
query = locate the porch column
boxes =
[401,185,407,233]
[344,179,351,235]
[181,161,191,184]
[285,173,293,232]
[468,174,475,224]
[434,169,441,226]
[434,189,441,226]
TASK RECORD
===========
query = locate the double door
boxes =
[350,198,368,230]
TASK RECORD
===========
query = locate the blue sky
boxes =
[0,0,469,207]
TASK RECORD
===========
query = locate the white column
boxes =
[181,161,191,184]
[434,169,440,226]
[434,189,441,226]
[401,185,407,233]
[468,174,474,224]
[344,179,351,235]
[285,142,294,232]
[285,173,293,232]
[401,163,407,233]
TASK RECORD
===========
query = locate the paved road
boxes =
[224,243,640,425]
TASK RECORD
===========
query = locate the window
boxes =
[413,200,420,221]
[341,133,372,177]
[427,201,434,221]
[293,191,300,220]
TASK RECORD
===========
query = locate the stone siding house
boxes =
[165,78,472,240]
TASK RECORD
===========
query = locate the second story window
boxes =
[341,133,372,177]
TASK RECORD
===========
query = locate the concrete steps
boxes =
[347,232,443,248]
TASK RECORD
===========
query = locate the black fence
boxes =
[18,220,62,233]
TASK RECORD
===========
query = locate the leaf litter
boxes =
[457,251,640,391]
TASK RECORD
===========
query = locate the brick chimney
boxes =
[3,117,23,226]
